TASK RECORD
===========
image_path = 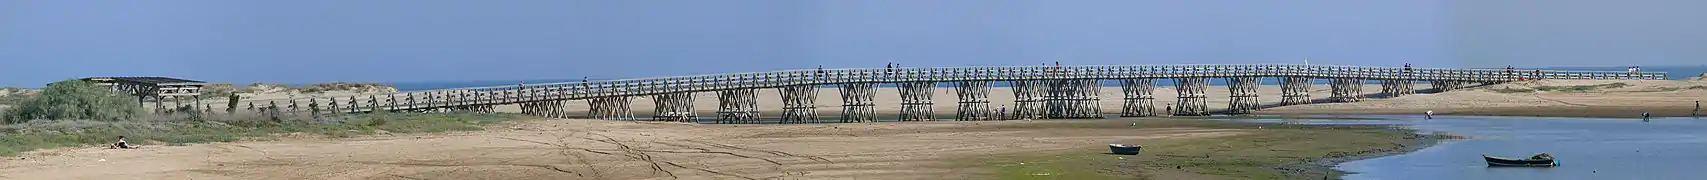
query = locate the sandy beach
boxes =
[0,119,1248,179]
[1261,79,1707,118]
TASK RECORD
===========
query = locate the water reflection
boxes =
[1257,116,1707,180]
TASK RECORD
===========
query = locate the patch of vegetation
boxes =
[295,82,394,93]
[1176,115,1386,121]
[197,83,253,98]
[1532,82,1629,92]
[1648,85,1707,92]
[0,113,525,156]
[965,119,1419,180]
[0,87,37,104]
[1489,88,1537,93]
[199,82,396,98]
[3,80,143,123]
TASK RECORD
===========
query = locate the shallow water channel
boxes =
[1244,115,1707,179]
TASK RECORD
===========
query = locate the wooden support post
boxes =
[1330,78,1363,102]
[1226,77,1260,114]
[652,92,697,122]
[1280,77,1312,105]
[1011,80,1048,119]
[898,82,935,121]
[838,83,876,123]
[309,98,320,117]
[955,81,992,121]
[1120,79,1157,117]
[716,89,759,123]
[779,85,819,123]
[1174,78,1209,116]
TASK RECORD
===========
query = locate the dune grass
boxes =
[1532,82,1630,92]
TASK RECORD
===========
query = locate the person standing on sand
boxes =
[1165,104,1173,116]
[998,105,1007,120]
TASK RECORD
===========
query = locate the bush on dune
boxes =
[2,80,142,124]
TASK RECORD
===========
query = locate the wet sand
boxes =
[0,119,1246,179]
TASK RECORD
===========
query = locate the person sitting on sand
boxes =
[110,136,132,149]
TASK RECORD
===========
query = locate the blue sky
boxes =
[2,0,1702,87]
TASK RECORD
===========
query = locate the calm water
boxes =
[1279,116,1707,180]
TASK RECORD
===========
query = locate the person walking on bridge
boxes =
[886,62,894,74]
[1506,65,1517,80]
[817,65,825,77]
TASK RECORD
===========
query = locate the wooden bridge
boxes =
[215,64,1666,123]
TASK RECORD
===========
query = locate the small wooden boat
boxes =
[1483,154,1559,167]
[1109,144,1142,155]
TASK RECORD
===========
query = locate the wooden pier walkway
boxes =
[215,64,1667,123]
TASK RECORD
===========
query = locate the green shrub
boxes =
[2,80,142,123]
[297,82,392,93]
[1531,83,1630,92]
[1490,88,1536,93]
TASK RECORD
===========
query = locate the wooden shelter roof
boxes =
[81,77,205,85]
